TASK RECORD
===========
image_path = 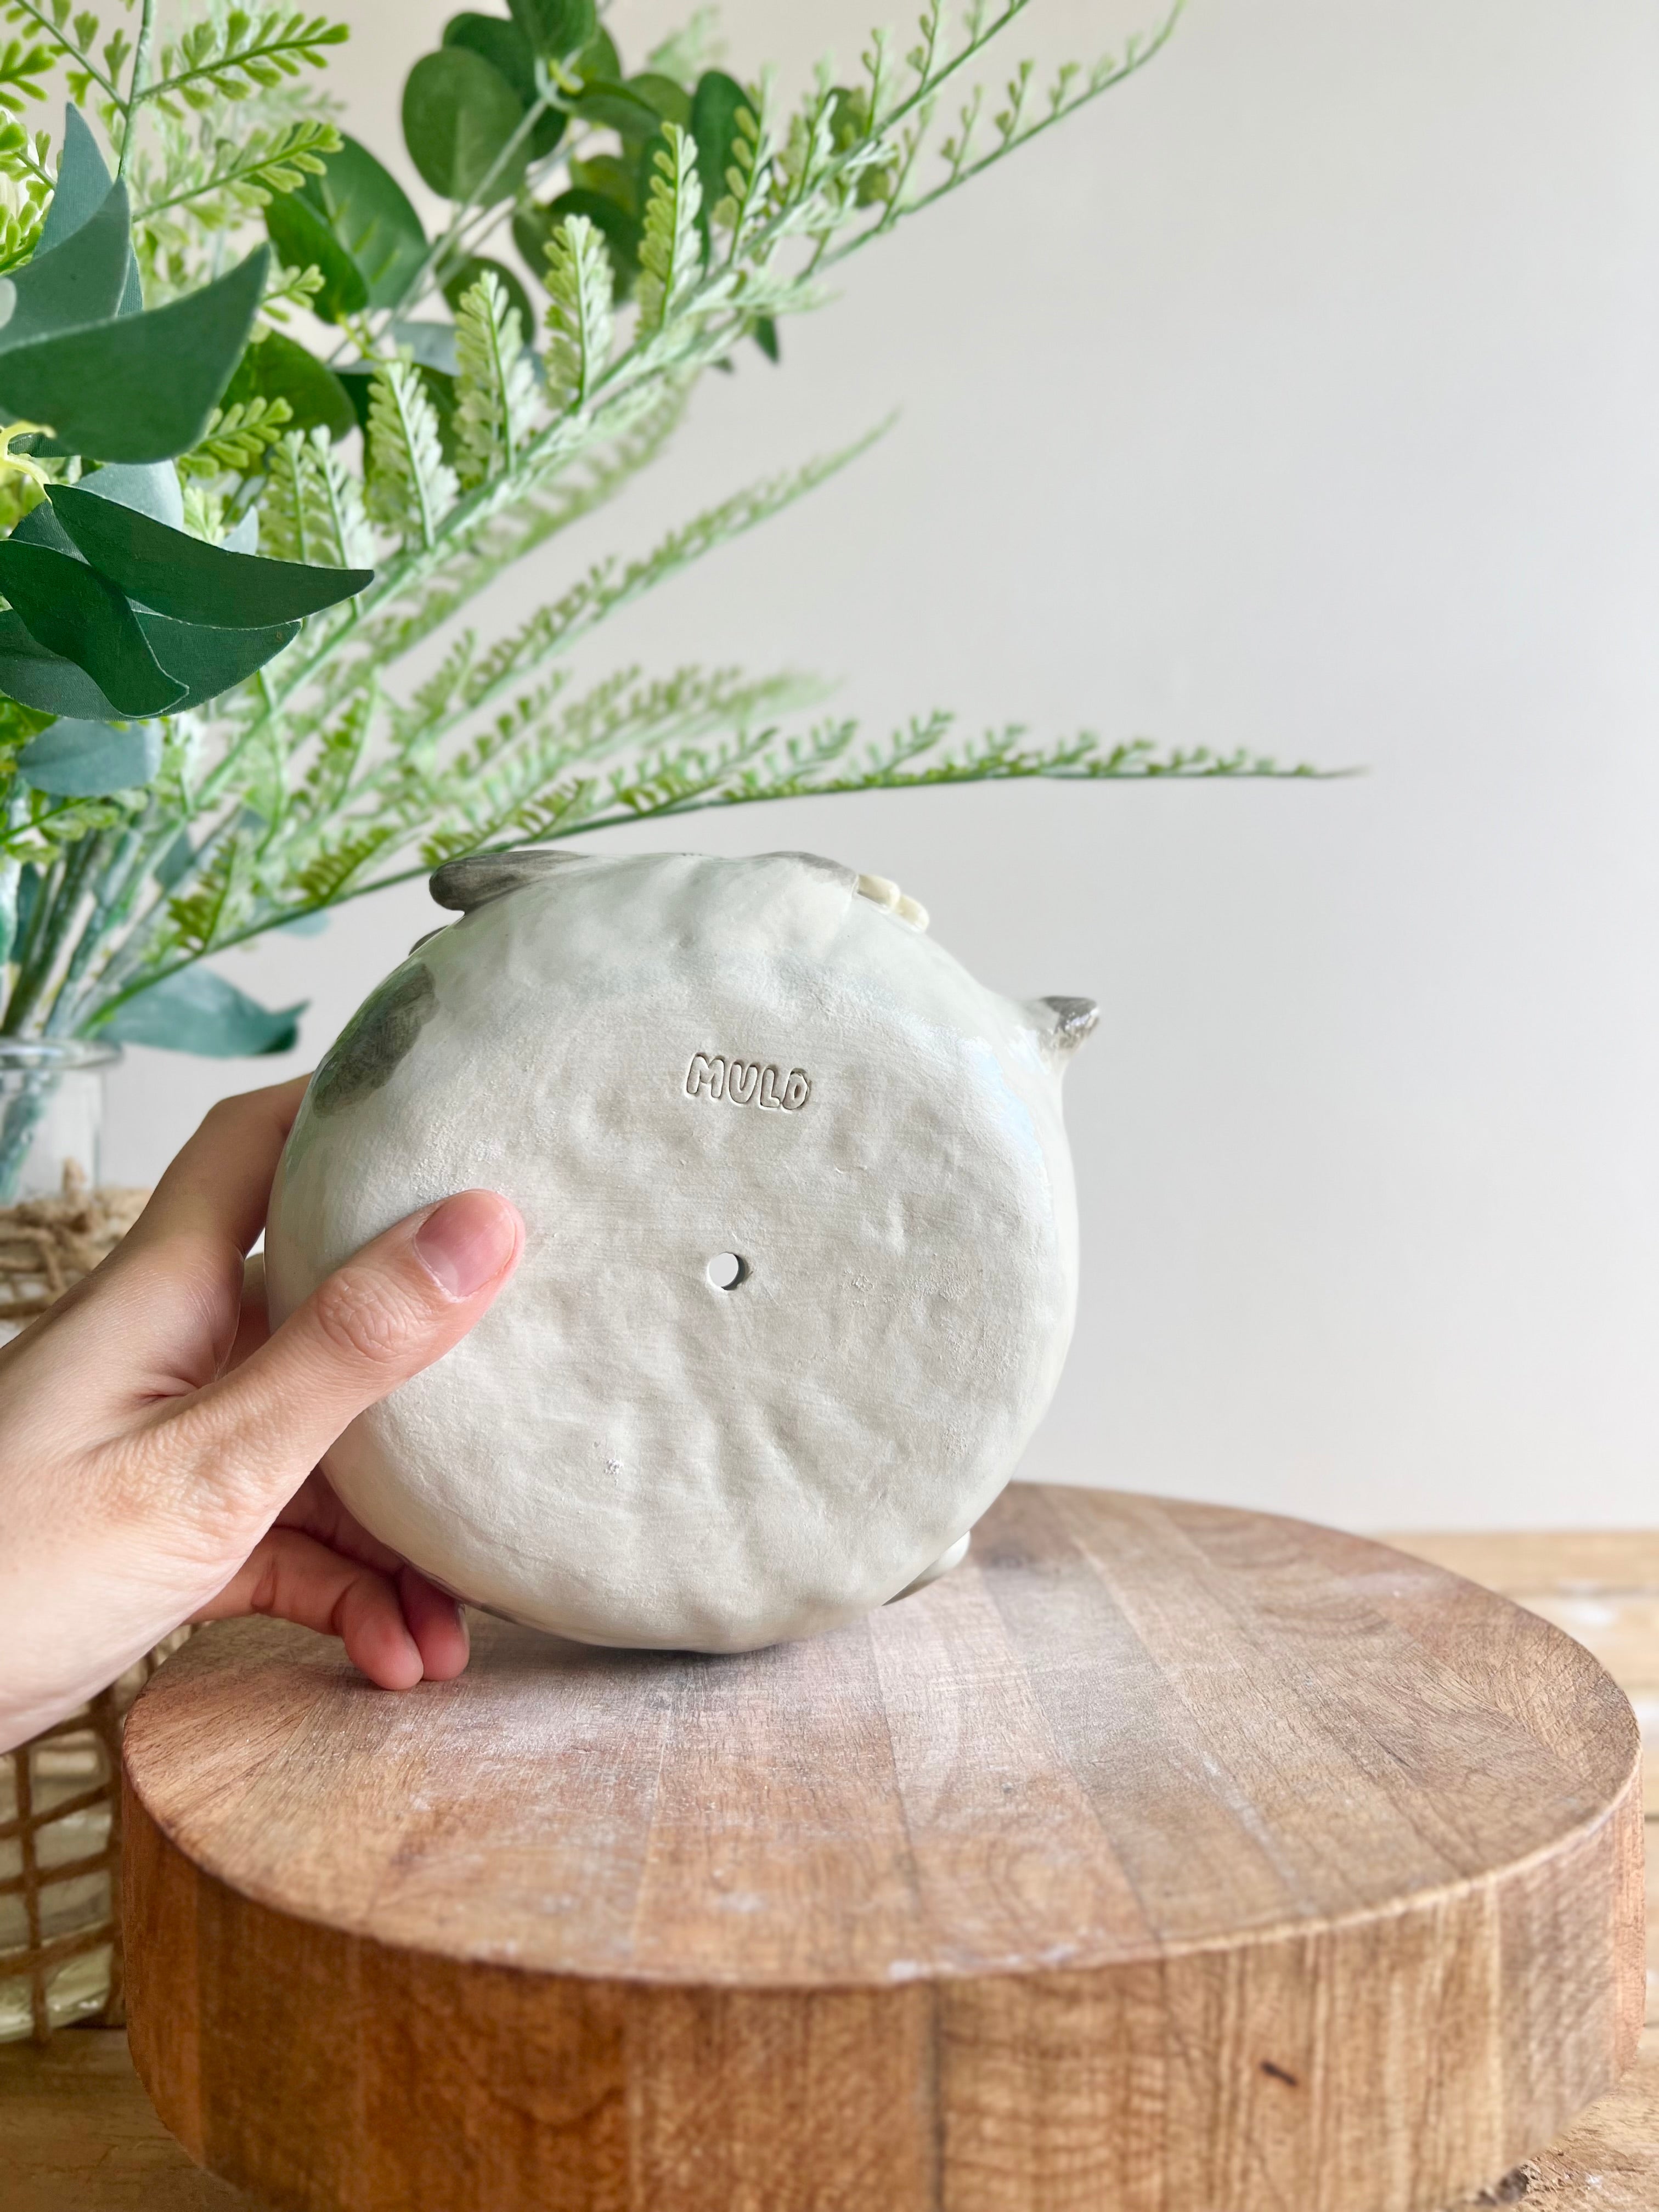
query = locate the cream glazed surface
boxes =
[264,848,1094,1651]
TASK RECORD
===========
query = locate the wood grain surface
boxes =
[121,1487,1646,2212]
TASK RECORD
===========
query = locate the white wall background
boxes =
[104,0,1659,1528]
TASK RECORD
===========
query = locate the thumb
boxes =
[163,1189,523,1504]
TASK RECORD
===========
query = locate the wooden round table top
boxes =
[122,1485,1645,2212]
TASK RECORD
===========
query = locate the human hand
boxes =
[0,1076,523,1752]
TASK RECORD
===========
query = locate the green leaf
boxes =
[335,356,459,461]
[268,136,425,320]
[389,319,459,374]
[37,106,111,254]
[263,187,364,323]
[573,24,619,83]
[0,247,268,463]
[541,210,612,407]
[0,613,122,719]
[223,329,356,441]
[0,179,131,348]
[80,461,185,529]
[566,152,639,217]
[573,72,688,142]
[18,716,161,795]
[0,544,185,714]
[626,72,692,129]
[752,314,779,363]
[47,483,373,626]
[442,14,566,157]
[517,187,637,296]
[403,47,527,204]
[154,828,195,888]
[99,966,306,1057]
[137,609,302,710]
[505,0,592,65]
[441,252,531,330]
[690,70,747,236]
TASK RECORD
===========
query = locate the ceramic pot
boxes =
[267,848,1097,1652]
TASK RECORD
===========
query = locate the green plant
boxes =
[0,0,1316,1183]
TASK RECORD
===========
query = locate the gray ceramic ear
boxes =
[887,1531,972,1603]
[1033,996,1099,1057]
[429,847,590,913]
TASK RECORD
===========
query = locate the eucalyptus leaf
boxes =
[390,320,460,375]
[404,47,528,203]
[18,716,161,797]
[99,966,306,1057]
[573,23,618,83]
[0,613,122,719]
[276,137,427,314]
[566,153,639,218]
[47,485,373,627]
[137,610,302,712]
[9,499,77,553]
[625,72,692,129]
[154,828,194,888]
[263,187,366,324]
[505,0,592,64]
[0,546,185,715]
[443,12,535,103]
[442,14,566,157]
[441,253,532,331]
[0,248,268,463]
[37,107,112,253]
[572,75,672,141]
[223,330,357,441]
[0,181,131,349]
[80,462,185,530]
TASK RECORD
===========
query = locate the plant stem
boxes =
[117,0,159,180]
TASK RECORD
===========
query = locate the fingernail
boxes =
[414,1191,522,1300]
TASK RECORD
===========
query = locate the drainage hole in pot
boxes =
[707,1252,748,1290]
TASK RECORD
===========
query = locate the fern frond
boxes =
[178,396,293,481]
[453,269,538,490]
[365,357,458,550]
[708,79,769,253]
[543,213,612,411]
[635,122,703,332]
[260,427,373,566]
[0,37,50,113]
[180,484,228,540]
[0,0,119,101]
[132,116,338,222]
[291,822,395,904]
[0,141,47,267]
[166,833,257,955]
[143,10,348,114]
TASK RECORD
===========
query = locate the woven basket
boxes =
[0,1172,169,2045]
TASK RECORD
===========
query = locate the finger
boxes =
[195,1525,425,1690]
[399,1567,471,1681]
[159,1189,523,1508]
[278,1470,410,1578]
[123,1077,311,1260]
[221,1253,270,1376]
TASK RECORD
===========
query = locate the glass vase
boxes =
[0,1037,119,1207]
